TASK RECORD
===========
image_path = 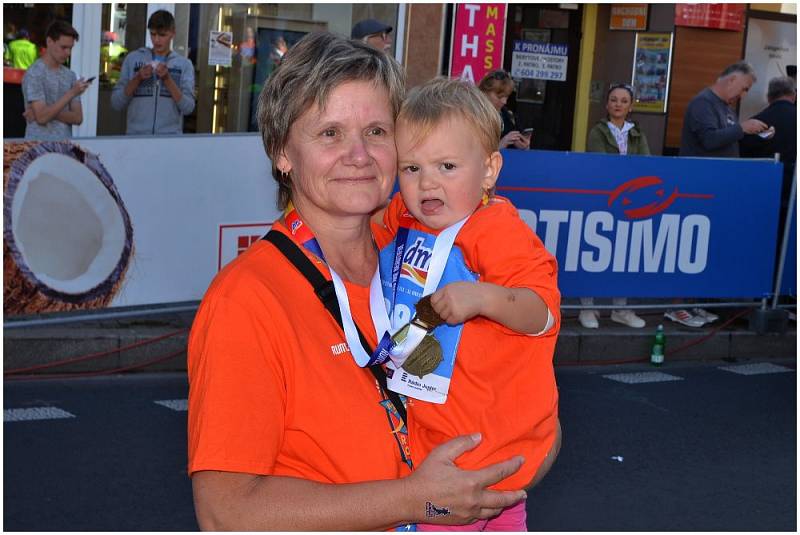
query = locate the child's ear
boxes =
[482,151,503,191]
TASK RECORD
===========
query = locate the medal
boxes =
[391,295,446,377]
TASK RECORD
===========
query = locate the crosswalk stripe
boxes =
[718,363,794,376]
[4,407,76,422]
[154,399,188,411]
[603,371,684,384]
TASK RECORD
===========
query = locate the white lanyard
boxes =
[389,216,469,363]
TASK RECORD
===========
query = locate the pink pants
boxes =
[416,500,526,532]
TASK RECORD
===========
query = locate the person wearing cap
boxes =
[351,19,392,52]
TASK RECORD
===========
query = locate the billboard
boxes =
[449,3,507,84]
[3,136,279,316]
[497,150,783,298]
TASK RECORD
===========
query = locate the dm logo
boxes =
[400,236,431,287]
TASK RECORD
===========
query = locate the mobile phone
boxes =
[758,127,775,139]
[521,128,534,137]
[85,76,96,83]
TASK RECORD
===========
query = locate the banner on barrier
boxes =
[3,136,279,316]
[779,204,796,296]
[497,150,783,298]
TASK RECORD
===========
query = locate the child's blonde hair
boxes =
[397,77,501,157]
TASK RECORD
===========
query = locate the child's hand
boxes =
[429,282,485,325]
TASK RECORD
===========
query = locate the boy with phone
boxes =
[22,20,89,140]
[111,9,195,135]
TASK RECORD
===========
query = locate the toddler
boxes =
[376,78,561,531]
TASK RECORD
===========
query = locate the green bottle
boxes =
[650,324,665,366]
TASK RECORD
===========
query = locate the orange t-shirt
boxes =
[381,194,561,490]
[187,222,411,484]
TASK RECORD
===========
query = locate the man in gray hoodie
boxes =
[111,10,195,135]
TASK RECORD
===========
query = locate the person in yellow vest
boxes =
[6,29,38,70]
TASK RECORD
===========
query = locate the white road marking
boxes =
[718,363,795,376]
[154,399,188,411]
[4,407,76,422]
[603,371,684,384]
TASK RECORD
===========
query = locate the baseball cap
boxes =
[351,19,393,40]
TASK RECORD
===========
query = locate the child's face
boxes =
[396,115,501,230]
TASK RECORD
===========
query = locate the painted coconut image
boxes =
[4,141,134,314]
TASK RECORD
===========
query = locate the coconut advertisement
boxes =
[4,135,280,317]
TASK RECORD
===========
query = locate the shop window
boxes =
[96,3,399,136]
[3,3,74,138]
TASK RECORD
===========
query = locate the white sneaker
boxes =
[664,309,705,327]
[611,309,646,328]
[578,309,599,328]
[691,308,719,323]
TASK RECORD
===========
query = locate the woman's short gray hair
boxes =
[257,31,406,209]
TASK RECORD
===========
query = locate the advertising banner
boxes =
[739,17,797,121]
[3,136,279,316]
[674,4,745,32]
[208,31,233,67]
[449,3,507,84]
[511,40,569,81]
[631,32,673,113]
[779,203,796,296]
[497,150,783,298]
[610,4,648,31]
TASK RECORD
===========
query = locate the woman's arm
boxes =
[192,434,527,531]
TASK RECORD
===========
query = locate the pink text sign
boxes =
[449,3,507,84]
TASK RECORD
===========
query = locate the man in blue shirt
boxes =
[679,62,769,158]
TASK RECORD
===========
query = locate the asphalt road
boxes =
[4,359,796,531]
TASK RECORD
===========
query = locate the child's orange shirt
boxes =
[381,193,561,490]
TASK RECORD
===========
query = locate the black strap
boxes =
[263,230,407,426]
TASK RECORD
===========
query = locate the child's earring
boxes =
[481,188,490,206]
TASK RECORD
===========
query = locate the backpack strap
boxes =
[262,229,407,426]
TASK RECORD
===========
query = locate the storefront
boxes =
[3,3,796,151]
[3,3,404,137]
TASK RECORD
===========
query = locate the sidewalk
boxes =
[3,308,796,375]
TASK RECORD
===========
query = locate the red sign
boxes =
[674,4,745,32]
[449,3,507,84]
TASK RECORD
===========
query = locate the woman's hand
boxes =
[499,131,522,149]
[402,434,527,526]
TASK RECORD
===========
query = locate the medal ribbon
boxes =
[388,216,469,364]
[284,203,394,367]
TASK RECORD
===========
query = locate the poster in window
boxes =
[630,32,673,113]
[208,31,234,67]
[516,29,550,104]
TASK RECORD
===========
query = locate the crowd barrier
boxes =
[3,136,794,326]
[498,149,789,300]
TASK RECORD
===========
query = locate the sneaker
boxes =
[692,308,719,323]
[665,309,705,328]
[611,309,646,328]
[578,309,599,329]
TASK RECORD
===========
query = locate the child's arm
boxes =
[429,280,550,334]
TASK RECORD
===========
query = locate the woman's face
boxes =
[485,86,512,112]
[606,88,633,121]
[277,80,397,222]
